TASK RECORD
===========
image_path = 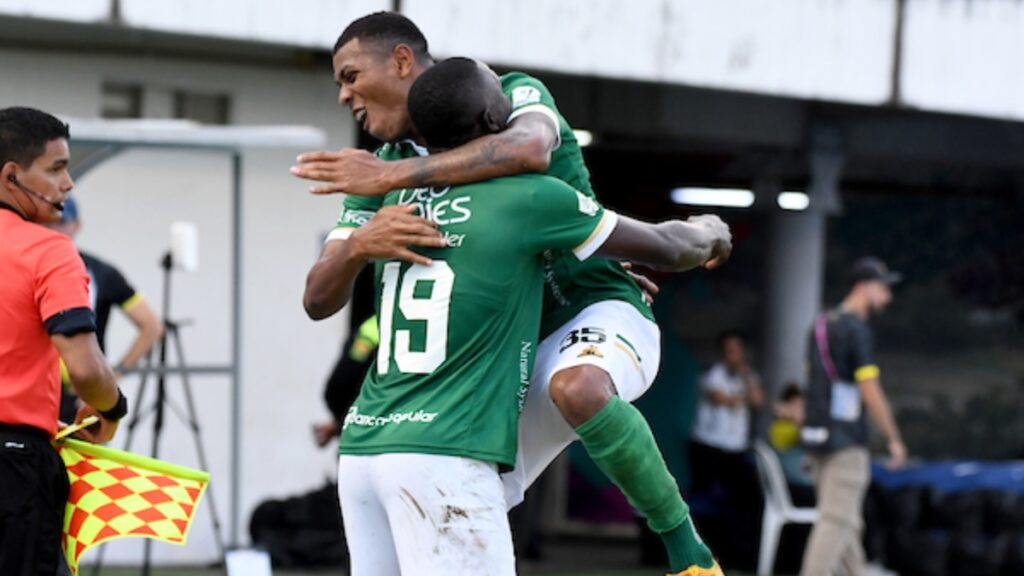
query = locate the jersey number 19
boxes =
[377,262,454,375]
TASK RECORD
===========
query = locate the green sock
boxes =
[660,516,715,572]
[575,396,714,571]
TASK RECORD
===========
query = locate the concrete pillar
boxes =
[759,129,844,411]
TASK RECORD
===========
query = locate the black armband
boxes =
[44,307,97,337]
[99,388,129,422]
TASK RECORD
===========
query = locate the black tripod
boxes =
[89,253,226,576]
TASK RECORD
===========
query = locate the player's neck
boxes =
[0,189,29,219]
[407,125,427,148]
[840,294,869,319]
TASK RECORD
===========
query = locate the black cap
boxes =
[849,257,902,286]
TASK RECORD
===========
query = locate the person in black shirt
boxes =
[311,315,378,447]
[800,257,907,576]
[47,197,163,422]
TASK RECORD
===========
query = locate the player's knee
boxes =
[549,365,614,426]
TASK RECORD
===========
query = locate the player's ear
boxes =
[480,108,506,135]
[392,43,416,78]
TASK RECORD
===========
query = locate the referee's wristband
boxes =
[99,389,129,422]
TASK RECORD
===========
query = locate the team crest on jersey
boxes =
[577,345,604,359]
[575,191,599,217]
[511,86,542,108]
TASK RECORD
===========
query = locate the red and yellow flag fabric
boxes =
[58,438,209,575]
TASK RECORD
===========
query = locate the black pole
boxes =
[142,252,173,576]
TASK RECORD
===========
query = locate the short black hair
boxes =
[408,57,510,150]
[0,107,69,168]
[334,12,431,62]
[716,329,746,352]
[780,382,803,402]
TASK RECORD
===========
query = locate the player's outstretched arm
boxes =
[294,114,557,196]
[597,214,732,272]
[304,205,446,320]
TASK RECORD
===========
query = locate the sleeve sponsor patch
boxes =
[575,191,599,217]
[339,209,376,227]
[511,86,542,109]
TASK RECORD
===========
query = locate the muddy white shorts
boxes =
[337,453,516,576]
[501,299,661,508]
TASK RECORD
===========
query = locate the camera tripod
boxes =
[88,253,226,575]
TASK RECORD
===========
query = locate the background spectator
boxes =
[800,257,907,576]
[770,382,814,506]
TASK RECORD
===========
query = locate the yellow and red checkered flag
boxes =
[57,438,210,575]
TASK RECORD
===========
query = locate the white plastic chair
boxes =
[752,439,819,576]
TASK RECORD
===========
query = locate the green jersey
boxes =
[332,72,651,339]
[339,176,617,466]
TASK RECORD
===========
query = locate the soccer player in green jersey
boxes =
[304,56,731,576]
[295,12,723,576]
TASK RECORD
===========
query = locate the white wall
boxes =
[0,48,357,563]
[7,0,1024,121]
[0,0,388,47]
[119,0,389,49]
[407,0,898,105]
[0,0,108,21]
[901,0,1024,121]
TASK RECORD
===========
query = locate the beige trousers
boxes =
[799,447,870,576]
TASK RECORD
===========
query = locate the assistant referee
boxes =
[0,107,128,575]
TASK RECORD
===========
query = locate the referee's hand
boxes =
[71,405,119,444]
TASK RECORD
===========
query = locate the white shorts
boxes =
[337,453,515,576]
[501,300,661,508]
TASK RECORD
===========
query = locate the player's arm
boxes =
[529,181,731,272]
[52,332,123,445]
[744,371,765,408]
[304,205,445,320]
[52,331,118,413]
[861,377,904,465]
[294,114,556,196]
[114,294,164,376]
[852,324,906,468]
[703,372,745,407]
[36,237,124,442]
[294,73,563,196]
[596,214,732,272]
[707,389,745,407]
[380,112,557,189]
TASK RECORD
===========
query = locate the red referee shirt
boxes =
[0,206,92,436]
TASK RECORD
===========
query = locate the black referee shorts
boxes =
[0,424,70,576]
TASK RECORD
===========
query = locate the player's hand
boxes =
[71,404,119,444]
[688,214,732,269]
[291,148,392,196]
[887,439,907,470]
[312,421,341,448]
[621,262,660,305]
[350,205,447,266]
